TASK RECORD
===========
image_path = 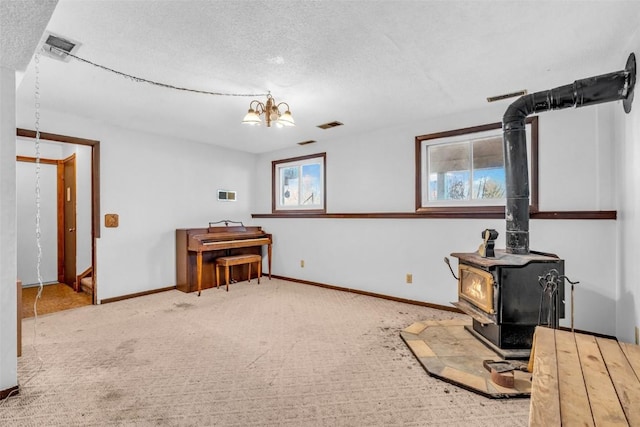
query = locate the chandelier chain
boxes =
[49,46,268,98]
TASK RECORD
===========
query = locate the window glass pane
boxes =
[417,119,536,211]
[280,166,299,206]
[301,163,322,206]
[273,153,326,213]
[472,137,505,199]
[428,142,470,201]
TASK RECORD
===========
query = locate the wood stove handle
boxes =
[443,257,459,280]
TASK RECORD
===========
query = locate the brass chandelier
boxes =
[242,93,295,127]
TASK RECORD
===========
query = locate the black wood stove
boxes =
[451,249,564,359]
[449,53,636,359]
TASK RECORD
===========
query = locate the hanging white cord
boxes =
[32,50,45,351]
[23,50,45,387]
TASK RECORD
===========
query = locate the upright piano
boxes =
[176,224,272,294]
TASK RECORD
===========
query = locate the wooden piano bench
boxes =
[215,254,262,292]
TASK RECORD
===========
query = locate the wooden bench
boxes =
[214,254,262,292]
[529,326,640,426]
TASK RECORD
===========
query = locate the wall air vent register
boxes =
[41,32,82,62]
[217,190,236,201]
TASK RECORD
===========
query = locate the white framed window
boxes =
[272,153,326,213]
[415,118,538,213]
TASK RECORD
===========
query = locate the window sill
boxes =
[271,209,327,215]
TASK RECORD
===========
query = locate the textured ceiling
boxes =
[0,0,58,70]
[8,0,640,153]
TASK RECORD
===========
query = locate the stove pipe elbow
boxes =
[503,53,636,254]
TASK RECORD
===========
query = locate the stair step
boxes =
[80,277,93,295]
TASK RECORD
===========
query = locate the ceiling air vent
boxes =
[317,121,343,130]
[297,140,317,146]
[41,32,81,62]
[487,90,527,103]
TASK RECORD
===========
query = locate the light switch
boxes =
[105,213,119,228]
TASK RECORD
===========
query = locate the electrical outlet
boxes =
[636,326,639,345]
[300,260,305,268]
[406,274,412,284]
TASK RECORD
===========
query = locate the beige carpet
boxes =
[1,278,530,426]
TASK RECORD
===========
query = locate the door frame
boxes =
[16,128,101,304]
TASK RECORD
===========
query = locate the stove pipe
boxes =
[503,53,636,254]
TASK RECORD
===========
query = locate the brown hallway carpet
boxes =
[1,278,529,426]
[21,283,92,318]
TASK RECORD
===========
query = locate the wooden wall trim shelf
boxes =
[529,326,640,426]
[252,210,617,220]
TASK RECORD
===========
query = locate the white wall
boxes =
[16,108,257,302]
[538,105,617,211]
[616,41,640,343]
[255,102,621,337]
[617,101,640,343]
[0,66,18,393]
[74,144,92,274]
[16,160,58,285]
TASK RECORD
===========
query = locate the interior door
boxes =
[63,154,77,289]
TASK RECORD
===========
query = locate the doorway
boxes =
[16,128,101,314]
[16,152,90,315]
[62,154,77,289]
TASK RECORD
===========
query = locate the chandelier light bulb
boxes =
[278,110,295,127]
[242,108,262,125]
